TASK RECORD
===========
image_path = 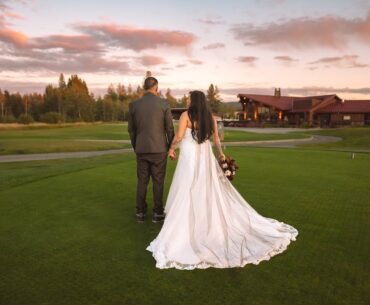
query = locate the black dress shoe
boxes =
[152,213,165,223]
[136,212,146,223]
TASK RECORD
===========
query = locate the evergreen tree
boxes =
[116,83,127,102]
[57,73,67,116]
[165,88,178,108]
[28,93,43,121]
[136,85,143,98]
[66,75,94,121]
[9,92,24,118]
[106,84,118,101]
[127,84,133,97]
[58,73,66,90]
[4,90,11,117]
[0,89,4,118]
[207,84,221,113]
[178,94,189,108]
[44,84,59,113]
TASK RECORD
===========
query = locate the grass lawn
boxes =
[0,140,130,155]
[300,127,370,151]
[0,123,310,154]
[0,123,129,154]
[0,123,130,141]
[222,130,309,142]
[0,148,369,305]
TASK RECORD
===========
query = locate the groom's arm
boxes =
[164,104,175,150]
[128,103,136,150]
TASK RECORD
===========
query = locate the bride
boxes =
[146,90,298,270]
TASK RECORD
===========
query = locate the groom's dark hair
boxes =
[144,77,158,90]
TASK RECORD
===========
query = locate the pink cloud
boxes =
[231,12,370,49]
[237,56,259,66]
[188,59,203,65]
[274,55,298,62]
[202,42,225,50]
[0,0,10,10]
[212,86,370,98]
[196,16,224,25]
[140,55,166,66]
[74,23,196,51]
[309,55,368,68]
[4,11,23,19]
[274,55,298,66]
[30,34,101,53]
[0,16,195,74]
[0,27,28,46]
[0,54,131,74]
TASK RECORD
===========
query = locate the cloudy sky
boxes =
[1,0,370,101]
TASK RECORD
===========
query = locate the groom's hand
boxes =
[168,149,176,160]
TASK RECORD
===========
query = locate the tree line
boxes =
[0,74,235,124]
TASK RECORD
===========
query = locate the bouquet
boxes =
[219,156,239,181]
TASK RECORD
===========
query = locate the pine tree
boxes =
[58,73,66,90]
[165,88,178,108]
[0,89,4,118]
[44,84,59,113]
[57,73,67,115]
[178,94,188,107]
[127,84,133,96]
[106,84,118,101]
[116,83,127,101]
[66,75,94,121]
[207,84,221,113]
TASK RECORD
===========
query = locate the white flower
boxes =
[222,163,228,169]
[225,170,231,176]
[232,171,236,175]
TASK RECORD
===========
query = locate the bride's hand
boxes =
[168,149,177,160]
[219,153,226,161]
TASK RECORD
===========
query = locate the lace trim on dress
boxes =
[146,223,298,270]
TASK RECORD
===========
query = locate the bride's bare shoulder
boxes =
[180,110,189,118]
[179,111,192,128]
[179,110,190,122]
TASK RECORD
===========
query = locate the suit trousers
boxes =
[135,152,168,215]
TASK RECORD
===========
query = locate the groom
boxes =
[128,77,175,223]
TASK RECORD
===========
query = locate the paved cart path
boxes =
[0,135,342,163]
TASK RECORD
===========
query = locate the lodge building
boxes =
[236,89,370,127]
[170,89,370,127]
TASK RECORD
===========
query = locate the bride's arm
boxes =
[168,111,188,159]
[212,116,225,160]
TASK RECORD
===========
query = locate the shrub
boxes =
[300,122,311,128]
[17,114,34,125]
[40,112,64,124]
[0,115,17,123]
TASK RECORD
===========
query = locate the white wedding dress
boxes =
[147,128,298,270]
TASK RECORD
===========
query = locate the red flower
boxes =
[219,156,239,181]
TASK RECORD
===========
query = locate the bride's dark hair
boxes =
[188,90,214,144]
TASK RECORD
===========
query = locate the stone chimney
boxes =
[274,88,281,97]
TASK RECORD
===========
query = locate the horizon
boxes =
[1,0,370,101]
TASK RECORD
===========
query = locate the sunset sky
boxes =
[1,0,370,101]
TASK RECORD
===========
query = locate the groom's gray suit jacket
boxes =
[128,92,175,153]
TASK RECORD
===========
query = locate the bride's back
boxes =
[186,91,214,145]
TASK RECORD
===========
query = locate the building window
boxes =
[343,115,351,120]
[258,106,269,113]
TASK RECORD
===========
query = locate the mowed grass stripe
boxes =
[0,123,311,155]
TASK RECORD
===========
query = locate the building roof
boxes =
[294,94,341,101]
[238,93,341,111]
[238,93,297,111]
[238,92,370,114]
[317,100,370,113]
